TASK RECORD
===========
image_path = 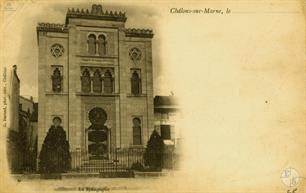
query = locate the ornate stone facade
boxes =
[37,4,154,164]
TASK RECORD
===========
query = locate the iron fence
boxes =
[10,147,178,174]
[71,147,147,173]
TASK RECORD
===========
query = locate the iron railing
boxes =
[10,147,178,174]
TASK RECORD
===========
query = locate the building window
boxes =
[51,68,62,92]
[161,113,169,120]
[160,125,171,140]
[93,70,102,93]
[97,34,106,56]
[131,71,141,95]
[81,68,91,93]
[103,70,113,93]
[132,118,142,145]
[88,34,96,55]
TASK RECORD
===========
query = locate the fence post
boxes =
[115,147,119,172]
[127,148,130,168]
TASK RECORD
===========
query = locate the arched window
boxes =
[104,70,113,93]
[81,69,91,93]
[87,34,96,55]
[93,70,102,93]
[51,68,62,92]
[98,35,106,56]
[132,118,142,145]
[131,71,141,95]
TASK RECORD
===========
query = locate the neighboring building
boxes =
[37,4,154,165]
[19,96,38,171]
[154,96,181,146]
[5,65,38,173]
[7,65,20,133]
[19,96,34,114]
[154,95,181,169]
[6,65,21,173]
[30,103,38,154]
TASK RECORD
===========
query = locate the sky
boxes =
[2,1,175,101]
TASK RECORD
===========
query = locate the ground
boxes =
[5,172,203,193]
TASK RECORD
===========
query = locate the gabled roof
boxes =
[154,96,180,113]
[154,96,179,106]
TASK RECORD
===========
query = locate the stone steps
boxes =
[79,159,128,173]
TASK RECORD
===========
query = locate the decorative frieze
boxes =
[37,23,68,33]
[66,4,127,23]
[124,28,154,38]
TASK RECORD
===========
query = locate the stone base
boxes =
[40,173,62,179]
[99,171,134,178]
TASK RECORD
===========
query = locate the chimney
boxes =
[13,65,17,72]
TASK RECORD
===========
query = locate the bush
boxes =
[143,130,164,171]
[130,162,144,171]
[39,126,71,173]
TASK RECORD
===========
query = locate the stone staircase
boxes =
[79,159,128,173]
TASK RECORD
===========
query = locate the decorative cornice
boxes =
[124,28,154,38]
[37,23,68,33]
[66,4,127,24]
[36,5,155,40]
[75,92,120,97]
[45,92,69,96]
[126,94,148,97]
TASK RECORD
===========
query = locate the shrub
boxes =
[143,130,164,171]
[39,126,71,173]
[130,162,144,171]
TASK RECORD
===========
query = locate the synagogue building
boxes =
[37,4,155,160]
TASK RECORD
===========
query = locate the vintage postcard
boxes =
[0,0,305,192]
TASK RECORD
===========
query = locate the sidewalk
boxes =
[12,170,176,180]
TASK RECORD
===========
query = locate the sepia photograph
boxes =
[0,0,305,193]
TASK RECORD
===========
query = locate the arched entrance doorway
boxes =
[87,107,108,159]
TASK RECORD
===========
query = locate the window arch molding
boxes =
[92,69,102,93]
[101,68,114,77]
[97,32,107,38]
[103,70,114,94]
[86,32,108,56]
[86,32,108,39]
[97,33,107,56]
[131,69,141,95]
[81,68,91,93]
[51,67,63,92]
[87,34,97,55]
[81,67,94,77]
